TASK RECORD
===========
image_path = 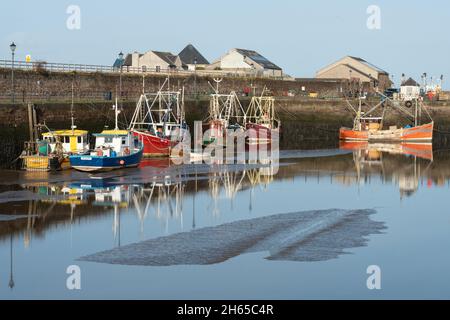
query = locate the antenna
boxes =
[213,78,222,93]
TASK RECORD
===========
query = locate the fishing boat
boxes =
[69,100,143,172]
[41,82,90,168]
[203,79,246,146]
[245,87,281,146]
[20,104,65,172]
[128,77,188,157]
[339,90,433,142]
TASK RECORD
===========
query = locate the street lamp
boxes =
[118,51,124,106]
[10,42,16,104]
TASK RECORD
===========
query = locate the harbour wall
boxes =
[0,67,349,103]
[1,68,450,167]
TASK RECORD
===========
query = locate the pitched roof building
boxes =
[121,50,183,71]
[401,77,420,87]
[316,56,391,90]
[178,44,209,70]
[210,48,283,77]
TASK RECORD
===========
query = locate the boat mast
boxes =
[414,99,418,127]
[114,96,119,130]
[71,80,75,133]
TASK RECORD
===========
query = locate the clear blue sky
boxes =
[0,0,448,87]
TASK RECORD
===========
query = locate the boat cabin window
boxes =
[122,137,127,145]
[78,136,82,143]
[64,136,70,143]
[105,137,113,143]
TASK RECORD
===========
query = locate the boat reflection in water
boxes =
[0,158,279,246]
[339,141,434,197]
[2,144,450,270]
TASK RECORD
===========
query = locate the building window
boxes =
[156,66,161,73]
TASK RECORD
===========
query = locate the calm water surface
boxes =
[0,143,449,299]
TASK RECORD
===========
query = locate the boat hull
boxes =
[69,147,143,172]
[339,122,434,142]
[245,123,279,145]
[132,131,173,157]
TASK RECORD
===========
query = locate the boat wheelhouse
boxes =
[42,130,89,155]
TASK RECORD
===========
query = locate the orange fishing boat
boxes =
[340,91,434,142]
[339,122,434,142]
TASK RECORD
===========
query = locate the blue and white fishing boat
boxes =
[69,100,143,172]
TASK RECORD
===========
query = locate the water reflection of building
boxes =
[340,142,434,198]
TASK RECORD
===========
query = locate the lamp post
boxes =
[118,51,124,106]
[10,42,16,104]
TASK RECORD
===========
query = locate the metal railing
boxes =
[0,59,289,80]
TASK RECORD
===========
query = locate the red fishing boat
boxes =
[129,77,188,157]
[245,88,280,146]
[202,82,246,146]
[340,92,433,143]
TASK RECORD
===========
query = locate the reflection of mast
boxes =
[9,234,15,290]
[113,204,121,247]
[192,169,197,229]
[208,172,220,216]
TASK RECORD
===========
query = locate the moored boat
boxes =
[339,121,434,142]
[245,89,280,146]
[129,77,188,157]
[39,84,90,169]
[70,100,143,172]
[202,80,246,147]
[339,90,434,143]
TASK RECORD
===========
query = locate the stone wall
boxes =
[0,68,351,105]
